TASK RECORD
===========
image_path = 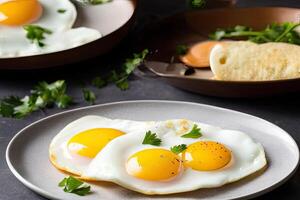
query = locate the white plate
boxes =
[6,100,299,200]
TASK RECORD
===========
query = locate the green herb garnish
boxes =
[82,88,96,104]
[142,131,162,146]
[92,77,107,88]
[170,144,187,154]
[91,49,149,90]
[57,9,66,13]
[189,0,206,8]
[209,22,300,45]
[78,0,112,5]
[181,124,202,138]
[23,25,52,47]
[59,176,91,196]
[176,44,188,55]
[0,80,72,118]
[0,96,23,118]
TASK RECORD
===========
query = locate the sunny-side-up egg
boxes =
[81,119,267,194]
[0,0,101,57]
[49,116,149,178]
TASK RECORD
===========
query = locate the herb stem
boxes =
[275,23,300,42]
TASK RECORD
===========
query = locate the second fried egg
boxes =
[81,119,266,194]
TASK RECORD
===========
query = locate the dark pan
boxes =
[0,0,136,70]
[139,7,300,98]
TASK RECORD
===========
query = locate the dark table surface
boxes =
[1,0,300,199]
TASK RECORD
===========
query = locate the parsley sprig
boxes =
[209,22,300,45]
[82,88,96,104]
[189,0,206,8]
[23,25,52,47]
[0,80,72,118]
[91,49,149,90]
[57,9,66,13]
[176,45,188,55]
[181,124,202,138]
[77,0,111,5]
[142,131,162,146]
[170,144,187,154]
[59,176,91,196]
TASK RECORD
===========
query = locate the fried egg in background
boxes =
[81,119,267,195]
[0,0,101,57]
[49,116,149,177]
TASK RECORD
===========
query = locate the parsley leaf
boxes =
[23,25,52,47]
[181,124,202,138]
[92,76,107,88]
[142,131,162,146]
[115,78,129,90]
[77,0,112,5]
[209,22,300,45]
[82,88,96,104]
[170,144,187,154]
[0,80,72,118]
[32,80,72,109]
[189,0,206,8]
[57,9,66,13]
[122,49,149,75]
[176,44,188,55]
[59,176,91,196]
[0,96,22,117]
[91,49,148,91]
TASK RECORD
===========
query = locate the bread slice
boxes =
[209,41,300,81]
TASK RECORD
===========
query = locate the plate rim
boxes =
[5,100,300,200]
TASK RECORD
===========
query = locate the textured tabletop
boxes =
[1,0,300,199]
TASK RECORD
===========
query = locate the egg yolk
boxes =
[180,41,222,68]
[126,148,182,181]
[182,141,231,171]
[68,128,125,158]
[0,0,43,26]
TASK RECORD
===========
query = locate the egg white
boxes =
[0,0,101,58]
[81,119,267,194]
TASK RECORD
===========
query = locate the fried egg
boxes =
[49,116,148,177]
[0,0,101,57]
[81,119,267,194]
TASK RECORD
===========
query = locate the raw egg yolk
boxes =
[126,148,182,181]
[180,41,222,68]
[182,141,231,171]
[68,128,125,158]
[0,0,43,26]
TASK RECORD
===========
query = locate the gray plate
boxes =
[6,100,299,200]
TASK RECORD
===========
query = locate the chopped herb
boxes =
[59,176,91,196]
[57,9,66,13]
[92,49,149,91]
[0,96,22,118]
[170,144,187,154]
[82,88,96,104]
[115,78,129,90]
[176,44,188,55]
[23,25,52,47]
[77,0,112,5]
[92,76,106,88]
[189,0,206,8]
[181,124,202,138]
[89,0,111,4]
[142,131,162,146]
[122,49,149,75]
[209,22,300,45]
[0,80,72,118]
